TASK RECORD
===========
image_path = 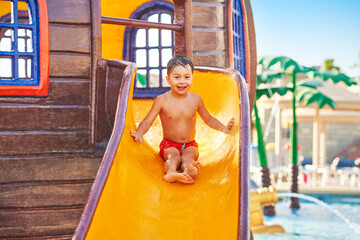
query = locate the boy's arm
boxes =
[130,97,162,143]
[197,97,234,133]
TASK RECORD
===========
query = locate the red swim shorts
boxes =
[159,139,198,158]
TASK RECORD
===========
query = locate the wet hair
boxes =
[166,55,194,75]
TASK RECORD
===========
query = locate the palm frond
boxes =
[256,86,290,100]
[314,71,356,86]
[297,79,324,89]
[259,56,303,73]
[295,87,336,109]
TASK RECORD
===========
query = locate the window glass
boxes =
[148,14,158,23]
[161,13,171,24]
[135,49,147,68]
[148,28,159,47]
[18,57,32,79]
[135,29,146,47]
[18,29,33,52]
[0,57,12,78]
[149,69,160,87]
[161,29,172,47]
[161,48,172,67]
[148,49,159,67]
[0,28,14,52]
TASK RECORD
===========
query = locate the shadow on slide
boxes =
[73,60,251,240]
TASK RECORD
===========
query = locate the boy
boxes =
[130,56,234,184]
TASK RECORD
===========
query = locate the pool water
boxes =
[254,194,360,240]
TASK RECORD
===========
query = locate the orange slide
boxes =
[73,63,251,240]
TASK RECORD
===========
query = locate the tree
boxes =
[257,56,340,209]
[257,56,306,208]
[253,82,288,215]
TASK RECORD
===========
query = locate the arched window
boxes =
[124,1,174,98]
[0,0,49,96]
[232,0,246,79]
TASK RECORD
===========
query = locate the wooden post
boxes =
[312,108,320,169]
[320,122,327,167]
[275,107,282,165]
[312,108,320,186]
[101,17,182,31]
[91,0,102,147]
[173,0,193,59]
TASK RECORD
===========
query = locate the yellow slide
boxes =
[73,63,251,240]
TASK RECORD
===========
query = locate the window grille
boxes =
[232,0,247,78]
[0,0,39,86]
[124,1,174,98]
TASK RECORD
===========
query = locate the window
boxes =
[232,0,246,78]
[0,0,49,96]
[124,1,174,98]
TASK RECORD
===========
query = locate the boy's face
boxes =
[166,64,193,96]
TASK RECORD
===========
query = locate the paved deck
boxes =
[273,182,360,195]
[251,166,360,195]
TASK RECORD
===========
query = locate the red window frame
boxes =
[0,0,49,96]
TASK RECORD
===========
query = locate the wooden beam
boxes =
[101,16,183,31]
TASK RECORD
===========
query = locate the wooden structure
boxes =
[0,1,102,238]
[0,0,256,239]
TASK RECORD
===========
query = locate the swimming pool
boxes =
[254,193,360,240]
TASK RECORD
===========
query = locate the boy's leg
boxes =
[163,147,194,184]
[181,146,200,178]
[163,147,181,173]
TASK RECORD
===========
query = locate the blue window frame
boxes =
[124,1,174,98]
[232,0,247,79]
[0,0,40,86]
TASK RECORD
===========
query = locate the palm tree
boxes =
[258,56,308,208]
[254,83,288,215]
[257,56,345,208]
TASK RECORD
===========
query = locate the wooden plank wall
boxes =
[192,0,229,68]
[0,0,102,239]
[0,0,92,155]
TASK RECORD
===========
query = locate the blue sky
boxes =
[249,0,360,77]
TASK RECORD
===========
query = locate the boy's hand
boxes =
[223,118,234,134]
[130,130,143,143]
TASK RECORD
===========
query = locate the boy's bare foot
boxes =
[164,172,194,184]
[184,161,200,178]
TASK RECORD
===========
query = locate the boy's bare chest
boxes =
[161,103,197,120]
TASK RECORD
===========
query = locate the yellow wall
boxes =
[101,0,172,60]
[0,2,28,18]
